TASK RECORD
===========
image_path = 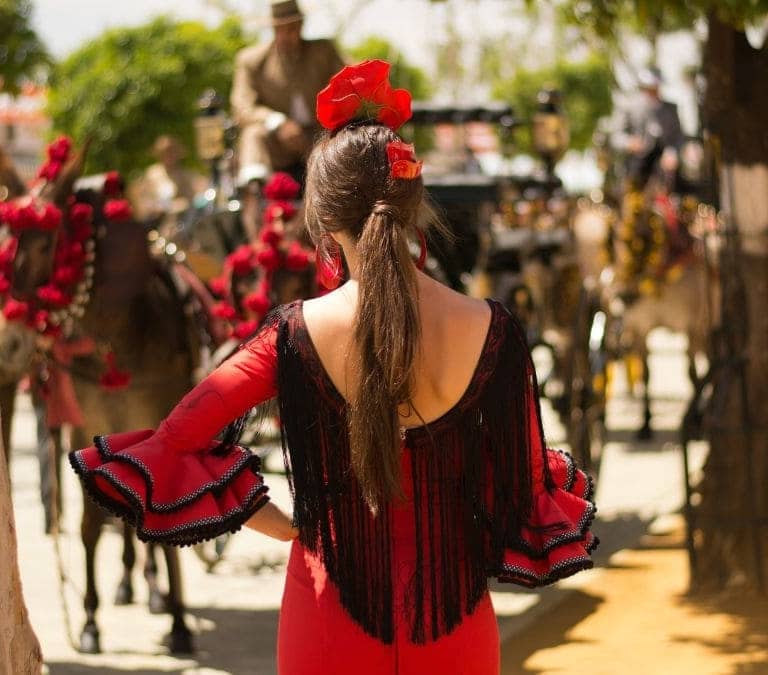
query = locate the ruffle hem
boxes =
[494,449,598,587]
[68,429,270,546]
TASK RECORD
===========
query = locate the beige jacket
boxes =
[231,38,344,172]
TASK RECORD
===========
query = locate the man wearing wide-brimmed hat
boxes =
[231,0,345,184]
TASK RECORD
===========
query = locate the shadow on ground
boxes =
[500,589,604,674]
[672,593,768,675]
[47,606,279,675]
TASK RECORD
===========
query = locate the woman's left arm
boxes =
[245,501,298,542]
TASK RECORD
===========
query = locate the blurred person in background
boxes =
[129,135,205,226]
[230,0,345,187]
[612,67,684,192]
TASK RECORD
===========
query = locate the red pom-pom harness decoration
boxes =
[0,137,134,388]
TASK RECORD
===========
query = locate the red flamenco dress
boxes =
[69,299,597,674]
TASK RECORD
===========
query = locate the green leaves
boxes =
[492,53,614,154]
[47,16,248,176]
[0,0,51,95]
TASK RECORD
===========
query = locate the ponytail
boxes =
[351,205,420,510]
[304,122,433,512]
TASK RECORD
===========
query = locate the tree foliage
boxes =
[0,0,50,94]
[48,17,248,176]
[492,53,613,154]
[555,0,768,41]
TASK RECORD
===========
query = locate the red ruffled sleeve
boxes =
[68,320,279,546]
[494,446,598,587]
[490,323,598,587]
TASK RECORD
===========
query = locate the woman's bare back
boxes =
[301,272,493,429]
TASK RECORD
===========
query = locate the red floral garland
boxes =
[0,136,133,390]
[206,172,314,340]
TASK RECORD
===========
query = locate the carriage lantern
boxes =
[532,88,570,178]
[194,89,227,163]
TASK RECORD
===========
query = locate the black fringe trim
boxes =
[68,449,270,546]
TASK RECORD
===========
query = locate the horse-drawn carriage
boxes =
[405,104,608,476]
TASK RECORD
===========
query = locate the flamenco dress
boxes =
[69,299,598,674]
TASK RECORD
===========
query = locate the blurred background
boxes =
[1,1,767,673]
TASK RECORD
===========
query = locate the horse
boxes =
[4,143,198,654]
[571,197,720,440]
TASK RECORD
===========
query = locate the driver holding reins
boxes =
[231,0,345,187]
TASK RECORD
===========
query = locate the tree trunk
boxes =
[695,13,768,591]
[0,412,43,674]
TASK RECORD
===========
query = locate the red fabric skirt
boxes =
[278,539,500,675]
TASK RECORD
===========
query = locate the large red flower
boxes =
[316,60,412,132]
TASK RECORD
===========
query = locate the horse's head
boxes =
[4,139,89,299]
[76,182,151,308]
[1,137,150,338]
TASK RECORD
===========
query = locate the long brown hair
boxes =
[304,122,428,510]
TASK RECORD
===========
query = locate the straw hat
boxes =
[269,0,304,26]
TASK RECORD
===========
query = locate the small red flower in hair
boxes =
[36,284,71,308]
[37,161,63,182]
[316,60,412,132]
[386,141,423,180]
[263,172,300,200]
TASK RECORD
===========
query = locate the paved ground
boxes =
[9,328,708,674]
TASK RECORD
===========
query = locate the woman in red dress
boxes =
[69,61,596,674]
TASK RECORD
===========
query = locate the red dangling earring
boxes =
[416,229,427,271]
[316,237,344,290]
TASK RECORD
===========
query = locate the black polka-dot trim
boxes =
[88,434,262,513]
[68,447,270,547]
[495,554,596,588]
[509,500,597,560]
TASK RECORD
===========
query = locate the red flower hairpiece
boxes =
[316,60,412,132]
[386,141,423,180]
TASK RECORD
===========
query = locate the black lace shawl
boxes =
[274,299,550,644]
